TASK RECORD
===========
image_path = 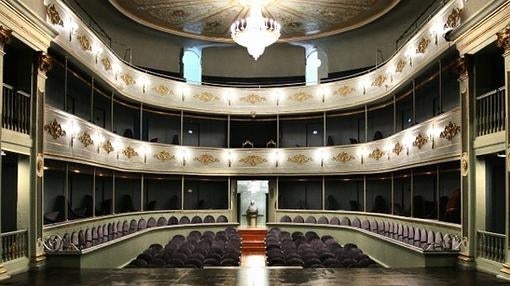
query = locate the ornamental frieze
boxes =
[194,92,219,102]
[439,121,461,141]
[153,150,175,161]
[102,140,114,154]
[46,4,63,27]
[333,86,354,96]
[396,59,407,73]
[153,85,173,96]
[101,57,112,71]
[288,154,312,165]
[44,119,66,139]
[332,152,354,163]
[288,91,313,102]
[241,93,266,104]
[444,8,462,29]
[393,143,404,156]
[239,155,267,166]
[496,22,510,51]
[372,75,387,88]
[368,148,385,160]
[78,132,94,147]
[416,37,431,54]
[413,134,429,149]
[122,146,138,159]
[194,154,219,165]
[77,35,92,51]
[120,74,136,86]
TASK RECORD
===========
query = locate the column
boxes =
[497,22,510,277]
[0,25,12,279]
[457,54,476,267]
[29,52,52,269]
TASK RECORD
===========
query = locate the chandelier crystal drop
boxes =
[230,1,281,60]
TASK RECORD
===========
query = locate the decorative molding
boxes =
[37,53,53,74]
[496,22,510,51]
[288,91,313,102]
[444,8,462,29]
[120,74,136,86]
[194,92,219,102]
[122,146,138,159]
[396,59,407,73]
[332,152,354,163]
[461,152,468,176]
[0,25,12,45]
[239,155,267,166]
[393,143,404,156]
[371,74,387,87]
[333,86,354,96]
[36,153,44,178]
[77,35,92,51]
[439,121,461,141]
[416,37,430,54]
[288,154,312,165]
[368,148,385,160]
[101,57,111,71]
[44,119,66,139]
[102,140,114,154]
[194,154,219,165]
[455,57,467,79]
[46,4,64,27]
[78,132,94,147]
[241,93,266,104]
[153,150,175,162]
[413,134,428,149]
[153,85,173,96]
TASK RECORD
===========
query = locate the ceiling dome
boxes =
[110,0,399,43]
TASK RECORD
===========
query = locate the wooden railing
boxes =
[0,230,28,262]
[2,84,31,135]
[476,230,505,263]
[476,87,505,137]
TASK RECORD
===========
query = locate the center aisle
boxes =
[239,228,267,267]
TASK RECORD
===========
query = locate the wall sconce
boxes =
[384,143,393,160]
[270,150,280,167]
[66,18,78,42]
[427,124,441,149]
[112,63,120,81]
[91,42,102,64]
[67,121,80,148]
[139,76,149,94]
[177,148,188,166]
[141,146,150,164]
[358,147,368,164]
[113,139,123,160]
[92,133,104,154]
[403,134,414,156]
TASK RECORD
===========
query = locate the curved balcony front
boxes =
[45,0,463,115]
[43,106,461,175]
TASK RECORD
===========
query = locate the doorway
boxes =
[237,180,268,227]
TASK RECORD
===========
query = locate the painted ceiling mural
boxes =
[109,0,400,42]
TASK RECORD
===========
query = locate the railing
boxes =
[2,84,31,135]
[476,87,505,137]
[0,230,28,262]
[476,230,505,263]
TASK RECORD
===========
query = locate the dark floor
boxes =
[1,267,509,286]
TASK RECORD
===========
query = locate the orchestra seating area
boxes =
[266,228,376,268]
[127,227,240,268]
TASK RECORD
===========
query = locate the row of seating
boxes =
[128,227,240,268]
[266,228,376,268]
[44,215,229,252]
[279,215,461,251]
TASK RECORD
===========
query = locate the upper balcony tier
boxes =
[45,0,464,115]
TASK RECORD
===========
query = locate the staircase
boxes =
[239,228,267,255]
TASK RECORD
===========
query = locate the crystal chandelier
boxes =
[230,1,281,60]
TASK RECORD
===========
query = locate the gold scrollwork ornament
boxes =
[78,132,94,148]
[122,146,139,159]
[153,150,175,162]
[239,155,267,166]
[368,148,385,160]
[44,119,66,140]
[194,154,219,165]
[439,121,461,141]
[288,154,312,165]
[36,153,44,178]
[332,152,354,163]
[461,152,468,176]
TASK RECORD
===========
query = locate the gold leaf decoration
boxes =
[371,74,387,87]
[77,35,91,51]
[368,148,385,160]
[333,86,354,96]
[102,140,114,154]
[288,154,312,165]
[78,132,94,147]
[332,152,354,163]
[413,134,429,149]
[416,37,431,54]
[153,150,175,162]
[47,4,63,26]
[393,143,404,156]
[239,155,267,166]
[101,57,111,71]
[194,154,219,165]
[122,146,138,159]
[241,93,266,104]
[153,85,173,96]
[439,121,461,141]
[288,91,313,102]
[44,119,66,140]
[396,59,407,73]
[120,74,136,86]
[194,92,219,102]
[444,8,462,29]
[461,152,468,176]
